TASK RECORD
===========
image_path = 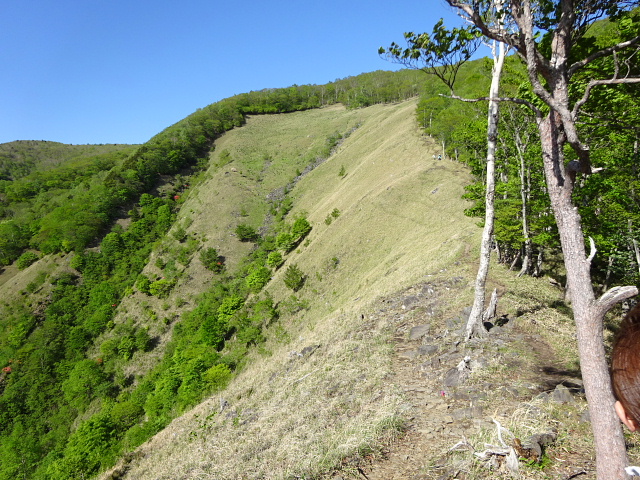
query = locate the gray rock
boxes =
[522,431,558,459]
[580,409,591,423]
[417,344,438,356]
[402,295,420,310]
[409,324,430,341]
[422,285,435,296]
[300,344,321,356]
[443,367,464,387]
[551,384,575,404]
[470,357,488,370]
[443,356,471,387]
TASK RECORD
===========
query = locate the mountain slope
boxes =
[100,99,482,479]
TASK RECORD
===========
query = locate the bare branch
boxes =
[574,75,640,116]
[509,0,554,105]
[596,285,639,315]
[569,35,640,77]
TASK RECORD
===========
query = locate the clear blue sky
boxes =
[1,0,465,145]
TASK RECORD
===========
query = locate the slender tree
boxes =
[380,11,508,339]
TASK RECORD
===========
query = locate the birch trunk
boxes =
[464,38,505,339]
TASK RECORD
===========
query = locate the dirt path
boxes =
[329,277,591,480]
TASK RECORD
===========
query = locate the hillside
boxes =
[1,97,636,480]
[89,101,629,480]
[0,140,137,180]
[95,98,482,479]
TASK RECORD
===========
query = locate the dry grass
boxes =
[117,310,404,480]
[101,100,482,479]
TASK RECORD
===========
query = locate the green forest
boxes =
[0,6,638,479]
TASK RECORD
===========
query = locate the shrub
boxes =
[291,217,312,241]
[118,335,136,360]
[283,264,305,291]
[172,226,187,242]
[235,224,259,242]
[135,328,153,352]
[237,325,264,346]
[136,275,151,294]
[200,247,224,272]
[149,279,174,298]
[276,232,295,252]
[69,253,85,270]
[49,413,118,479]
[16,251,39,270]
[203,364,233,391]
[217,149,232,167]
[266,251,284,269]
[281,294,309,314]
[217,296,244,323]
[245,266,272,292]
[110,400,144,431]
[100,337,120,358]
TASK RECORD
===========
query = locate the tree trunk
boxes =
[464,39,505,340]
[538,112,635,480]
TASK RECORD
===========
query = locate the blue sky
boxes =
[1,0,465,145]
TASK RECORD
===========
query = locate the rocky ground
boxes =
[328,276,598,480]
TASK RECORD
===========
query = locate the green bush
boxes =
[291,217,312,241]
[281,294,309,315]
[61,359,109,410]
[48,413,118,479]
[149,279,174,298]
[136,274,151,294]
[237,325,265,346]
[276,232,295,252]
[100,337,120,358]
[118,335,136,360]
[110,400,144,431]
[245,266,272,292]
[204,364,233,391]
[200,247,224,272]
[135,328,153,352]
[283,264,305,292]
[172,226,187,242]
[217,149,232,167]
[217,295,244,323]
[266,251,284,269]
[235,224,259,242]
[16,251,39,270]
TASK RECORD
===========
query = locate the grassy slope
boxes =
[100,100,483,479]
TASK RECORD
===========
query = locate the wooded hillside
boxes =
[0,8,638,477]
